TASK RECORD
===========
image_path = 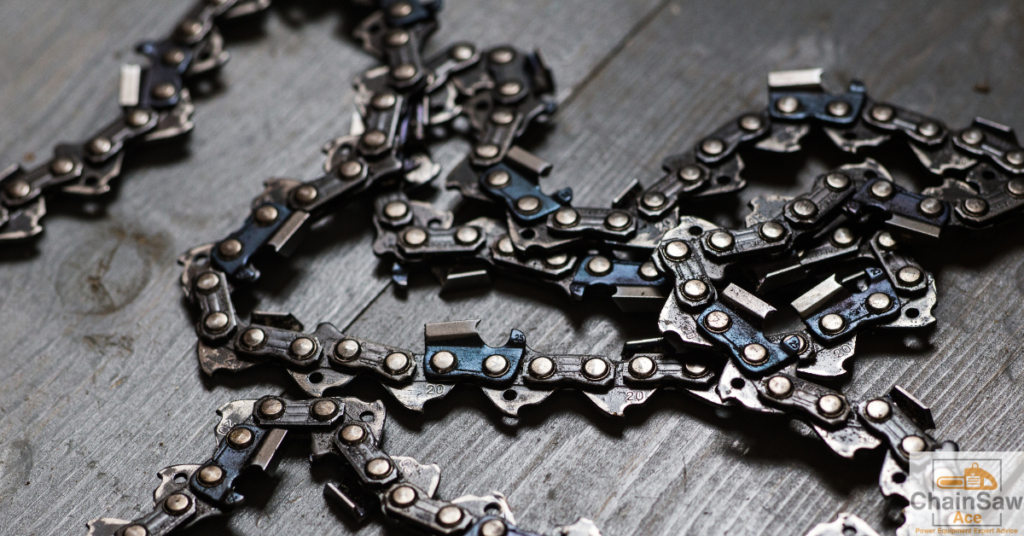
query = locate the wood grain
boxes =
[1,1,1023,535]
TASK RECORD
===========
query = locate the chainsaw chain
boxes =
[179,58,1024,533]
[48,1,1024,534]
[85,396,602,536]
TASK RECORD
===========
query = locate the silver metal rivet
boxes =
[1006,179,1024,198]
[259,398,284,419]
[339,161,363,179]
[4,179,30,199]
[163,493,190,515]
[897,266,923,286]
[254,205,279,225]
[436,505,463,527]
[363,130,387,148]
[340,424,365,444]
[481,519,508,536]
[682,279,708,301]
[708,231,734,251]
[486,170,510,188]
[628,356,656,378]
[870,105,894,122]
[483,354,510,377]
[604,211,631,230]
[491,110,514,125]
[311,399,338,420]
[384,352,410,374]
[179,19,202,37]
[917,197,943,217]
[495,236,514,255]
[198,464,224,486]
[642,191,666,209]
[390,485,417,507]
[529,357,555,379]
[701,138,725,156]
[831,227,855,247]
[963,197,988,216]
[195,272,219,292]
[866,292,893,313]
[50,157,75,175]
[151,83,176,100]
[431,350,457,373]
[865,399,891,422]
[819,314,846,335]
[739,114,763,131]
[490,49,515,64]
[683,362,707,378]
[476,144,500,159]
[664,240,690,261]
[294,185,318,204]
[204,312,229,333]
[876,232,897,250]
[403,227,428,246]
[290,337,316,359]
[240,328,266,350]
[759,221,786,242]
[383,201,408,220]
[817,394,845,416]
[385,30,409,47]
[742,343,768,365]
[389,1,412,17]
[218,239,243,259]
[704,311,731,333]
[869,180,894,200]
[582,358,609,380]
[335,339,360,360]
[163,48,185,66]
[586,256,612,276]
[767,376,793,398]
[824,172,851,191]
[639,261,659,280]
[452,44,474,61]
[366,458,393,479]
[227,427,254,449]
[790,199,818,219]
[88,137,112,155]
[515,196,541,214]
[127,109,151,128]
[917,121,940,138]
[124,525,147,536]
[960,128,984,145]
[678,166,702,182]
[827,100,851,117]
[455,226,480,245]
[1005,150,1024,167]
[901,435,926,454]
[498,82,521,96]
[544,253,569,268]
[392,64,417,80]
[775,96,800,114]
[372,92,397,109]
[554,207,579,227]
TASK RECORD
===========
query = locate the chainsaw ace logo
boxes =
[907,452,1024,533]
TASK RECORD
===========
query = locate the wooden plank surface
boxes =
[1,1,1023,535]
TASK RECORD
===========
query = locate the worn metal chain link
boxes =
[86,396,601,536]
[54,1,1024,535]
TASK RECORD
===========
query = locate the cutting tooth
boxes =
[85,518,130,536]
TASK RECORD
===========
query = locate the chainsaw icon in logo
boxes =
[936,463,998,491]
